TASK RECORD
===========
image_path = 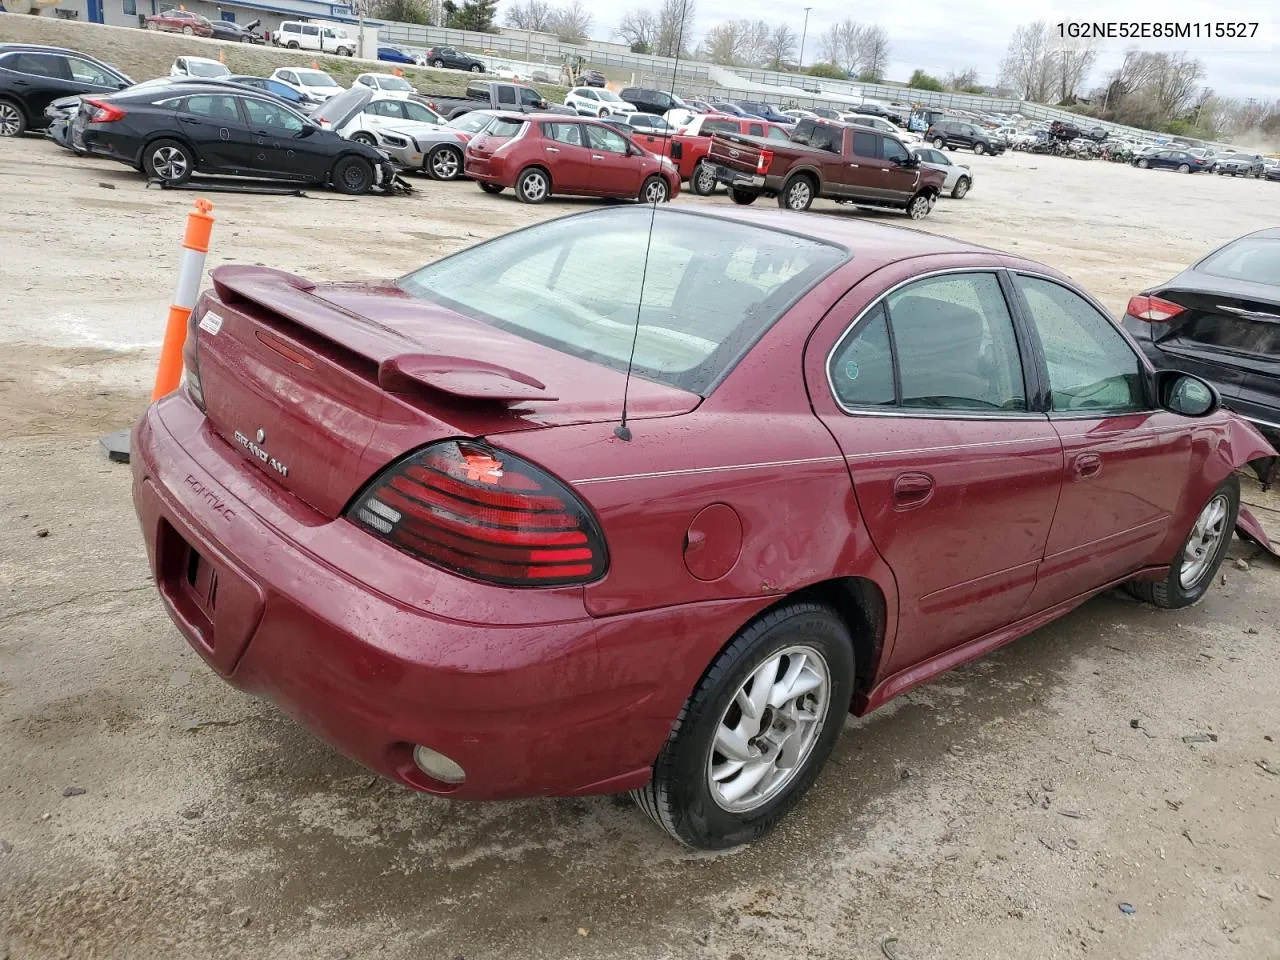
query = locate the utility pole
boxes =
[797,6,812,69]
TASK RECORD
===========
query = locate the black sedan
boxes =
[209,18,264,43]
[1133,148,1212,173]
[1122,228,1280,445]
[0,43,131,137]
[76,83,394,194]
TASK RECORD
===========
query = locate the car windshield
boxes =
[296,70,338,87]
[188,60,230,78]
[398,209,848,395]
[378,76,413,91]
[597,89,623,102]
[1197,237,1280,286]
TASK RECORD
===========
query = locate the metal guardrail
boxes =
[377,23,1171,142]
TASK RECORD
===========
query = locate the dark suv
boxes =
[423,47,485,73]
[732,100,795,124]
[0,43,131,137]
[619,87,687,116]
[925,119,1005,155]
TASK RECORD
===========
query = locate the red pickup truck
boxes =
[705,118,945,218]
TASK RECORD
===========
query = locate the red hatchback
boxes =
[464,112,680,204]
[143,9,214,36]
[132,208,1276,849]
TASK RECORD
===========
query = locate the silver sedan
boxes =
[911,146,974,199]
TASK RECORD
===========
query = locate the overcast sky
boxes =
[519,0,1277,101]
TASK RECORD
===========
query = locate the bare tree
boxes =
[763,23,797,70]
[945,67,980,91]
[547,0,592,43]
[702,20,744,64]
[858,24,890,81]
[739,19,771,66]
[503,0,552,31]
[616,8,659,52]
[999,21,1055,102]
[655,0,697,58]
[817,21,853,73]
[1055,43,1098,102]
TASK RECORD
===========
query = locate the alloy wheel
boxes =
[521,171,548,201]
[707,645,831,813]
[0,103,21,137]
[1181,494,1229,589]
[152,146,188,180]
[644,178,667,203]
[694,164,715,194]
[787,179,812,209]
[431,148,460,179]
[908,194,929,219]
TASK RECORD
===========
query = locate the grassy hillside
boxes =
[0,13,571,101]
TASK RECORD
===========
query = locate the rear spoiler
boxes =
[209,265,556,405]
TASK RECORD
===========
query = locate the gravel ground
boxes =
[1,97,1279,960]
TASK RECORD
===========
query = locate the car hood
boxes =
[312,84,373,130]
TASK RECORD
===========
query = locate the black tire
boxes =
[142,138,194,184]
[1138,158,1149,168]
[729,187,758,205]
[951,175,970,199]
[181,25,193,35]
[932,136,944,149]
[331,155,374,195]
[1178,163,1191,174]
[427,144,463,180]
[974,141,986,155]
[690,160,717,196]
[350,132,377,145]
[470,64,483,73]
[631,603,855,850]
[777,173,815,211]
[478,181,504,194]
[287,40,299,49]
[1126,477,1239,608]
[906,190,933,219]
[337,47,352,57]
[431,59,444,68]
[640,174,669,203]
[598,107,608,118]
[0,98,27,138]
[515,166,550,203]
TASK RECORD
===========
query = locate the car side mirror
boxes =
[299,122,320,138]
[1156,370,1218,417]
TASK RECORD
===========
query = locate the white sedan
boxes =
[324,94,445,143]
[911,146,974,199]
[269,67,343,102]
[564,86,635,117]
[844,113,921,144]
[170,56,230,79]
[353,73,416,99]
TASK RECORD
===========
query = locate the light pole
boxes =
[797,6,812,69]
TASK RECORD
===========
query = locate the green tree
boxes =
[806,62,846,80]
[447,0,498,31]
[907,69,943,91]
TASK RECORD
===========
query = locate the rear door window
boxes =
[747,123,764,136]
[183,94,244,123]
[497,86,517,105]
[543,121,583,146]
[11,53,68,78]
[852,131,877,158]
[829,304,896,407]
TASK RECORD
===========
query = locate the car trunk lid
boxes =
[193,265,700,519]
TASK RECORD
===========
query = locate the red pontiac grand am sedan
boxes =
[464,112,680,204]
[132,208,1277,849]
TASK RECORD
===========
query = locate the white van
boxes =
[274,20,355,57]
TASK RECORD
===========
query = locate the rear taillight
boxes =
[1126,294,1185,323]
[84,98,126,123]
[347,440,608,587]
[182,308,206,411]
[756,149,773,174]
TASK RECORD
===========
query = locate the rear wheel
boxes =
[729,187,758,205]
[181,25,193,35]
[906,191,932,219]
[0,99,26,138]
[640,174,669,204]
[145,21,157,29]
[631,603,854,850]
[287,40,299,49]
[778,174,815,211]
[932,136,944,148]
[143,139,194,184]
[515,166,550,203]
[478,182,504,194]
[1137,158,1149,168]
[690,161,717,196]
[337,47,353,57]
[951,175,970,199]
[332,155,374,195]
[432,59,444,68]
[470,64,483,73]
[1126,478,1238,608]
[427,144,463,180]
[1178,163,1191,173]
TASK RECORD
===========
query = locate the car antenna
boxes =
[614,2,690,442]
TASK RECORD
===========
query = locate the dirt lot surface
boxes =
[0,14,572,101]
[2,97,1280,960]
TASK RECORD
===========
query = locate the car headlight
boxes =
[380,133,409,148]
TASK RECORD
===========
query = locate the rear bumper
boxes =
[129,396,690,799]
[707,164,778,191]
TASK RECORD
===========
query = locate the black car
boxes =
[619,87,687,117]
[1215,152,1265,177]
[1122,228,1280,445]
[924,119,1005,155]
[208,18,264,43]
[77,83,394,194]
[1132,148,1212,173]
[849,101,905,127]
[422,46,484,73]
[0,43,131,137]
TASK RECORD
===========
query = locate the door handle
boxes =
[592,154,604,159]
[1073,453,1102,480]
[892,472,935,510]
[178,116,199,124]
[545,146,560,153]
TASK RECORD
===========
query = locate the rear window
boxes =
[792,120,841,153]
[487,117,525,137]
[398,209,848,395]
[1197,237,1280,286]
[702,118,736,135]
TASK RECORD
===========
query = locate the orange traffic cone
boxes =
[152,198,215,401]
